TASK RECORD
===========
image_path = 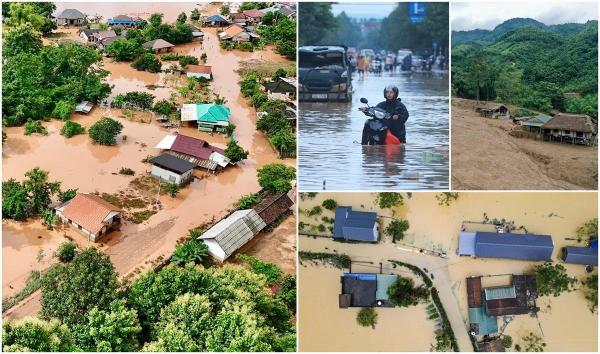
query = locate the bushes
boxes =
[376,192,404,209]
[131,53,161,73]
[386,276,429,307]
[111,91,155,111]
[105,38,143,61]
[298,251,351,269]
[356,308,377,328]
[51,100,74,120]
[307,206,322,216]
[236,254,283,285]
[119,167,135,176]
[235,41,254,52]
[88,117,124,145]
[385,219,410,242]
[322,199,338,210]
[532,262,576,297]
[269,129,296,156]
[56,242,77,262]
[60,121,85,138]
[171,240,209,266]
[153,100,177,116]
[24,119,48,136]
[163,182,180,198]
[238,193,262,209]
[257,163,296,193]
[224,139,249,163]
[430,287,459,352]
[58,189,77,203]
[178,55,199,67]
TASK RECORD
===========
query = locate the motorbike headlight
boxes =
[374,110,386,119]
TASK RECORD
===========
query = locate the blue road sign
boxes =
[409,2,426,24]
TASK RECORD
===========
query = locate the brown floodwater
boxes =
[298,192,598,352]
[3,5,296,320]
[54,2,200,23]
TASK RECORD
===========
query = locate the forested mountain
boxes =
[452,20,598,120]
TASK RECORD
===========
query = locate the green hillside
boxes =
[452,20,598,120]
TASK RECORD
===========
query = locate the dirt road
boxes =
[451,98,597,190]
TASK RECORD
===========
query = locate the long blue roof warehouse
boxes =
[459,232,554,261]
[562,246,598,266]
[333,206,379,242]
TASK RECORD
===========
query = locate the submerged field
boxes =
[451,98,598,190]
[298,192,598,352]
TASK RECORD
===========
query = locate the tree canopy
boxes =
[257,163,296,193]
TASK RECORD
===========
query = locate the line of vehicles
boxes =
[299,45,446,103]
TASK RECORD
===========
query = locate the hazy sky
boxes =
[452,2,598,31]
[331,2,398,20]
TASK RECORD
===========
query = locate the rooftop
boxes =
[150,154,196,174]
[143,38,175,50]
[542,113,596,133]
[340,273,377,307]
[56,8,85,19]
[59,194,121,234]
[253,193,294,225]
[333,206,378,242]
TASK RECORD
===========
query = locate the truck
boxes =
[299,46,353,102]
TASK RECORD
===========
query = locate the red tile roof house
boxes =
[155,133,231,172]
[54,193,122,242]
[242,9,264,24]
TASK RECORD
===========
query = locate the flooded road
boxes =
[299,72,449,190]
[298,192,598,352]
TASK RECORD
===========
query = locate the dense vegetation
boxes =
[3,247,297,352]
[3,25,110,127]
[452,19,598,119]
[531,262,576,297]
[299,2,448,55]
[88,117,124,145]
[256,163,296,193]
[2,167,61,221]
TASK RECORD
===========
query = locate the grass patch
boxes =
[299,251,351,269]
[130,210,157,224]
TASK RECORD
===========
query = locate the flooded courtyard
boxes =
[298,192,598,352]
[298,72,449,190]
[3,2,296,321]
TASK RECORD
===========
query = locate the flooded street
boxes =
[298,192,598,352]
[3,3,296,321]
[299,72,449,190]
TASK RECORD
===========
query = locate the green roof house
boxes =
[522,114,551,133]
[180,103,231,132]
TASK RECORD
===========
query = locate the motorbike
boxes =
[359,97,401,145]
[370,59,383,74]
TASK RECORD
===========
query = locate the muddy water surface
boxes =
[299,73,449,190]
[298,192,597,352]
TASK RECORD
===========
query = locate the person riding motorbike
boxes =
[359,85,409,145]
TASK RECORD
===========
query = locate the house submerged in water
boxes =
[339,273,398,308]
[458,231,554,261]
[333,206,379,242]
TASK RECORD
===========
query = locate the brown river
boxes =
[3,2,296,320]
[298,192,598,352]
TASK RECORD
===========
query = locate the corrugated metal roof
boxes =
[468,307,498,335]
[459,232,476,256]
[484,286,516,301]
[474,232,554,261]
[563,246,598,266]
[198,209,266,259]
[333,206,378,242]
[376,274,397,301]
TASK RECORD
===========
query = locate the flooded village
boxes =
[2,2,298,351]
[298,192,598,352]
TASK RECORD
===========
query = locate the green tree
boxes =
[58,188,78,203]
[190,8,200,21]
[220,5,230,16]
[40,247,119,326]
[51,100,74,120]
[582,273,598,313]
[176,11,187,24]
[322,199,338,210]
[23,167,60,215]
[88,117,124,145]
[224,140,249,163]
[55,242,77,262]
[24,119,48,136]
[575,218,598,243]
[269,129,296,156]
[521,332,546,352]
[60,121,85,138]
[3,23,43,58]
[434,330,452,351]
[171,241,209,266]
[385,219,410,242]
[376,192,404,210]
[532,262,576,297]
[131,53,162,73]
[105,38,143,61]
[257,163,296,193]
[387,276,430,307]
[41,208,57,228]
[298,2,337,46]
[272,68,288,80]
[153,99,177,116]
[163,182,180,198]
[2,179,29,220]
[2,318,79,352]
[436,192,459,206]
[502,335,513,349]
[74,299,141,352]
[356,307,377,328]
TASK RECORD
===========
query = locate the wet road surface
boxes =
[299,71,449,190]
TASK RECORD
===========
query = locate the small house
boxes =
[55,9,86,26]
[98,36,119,50]
[79,28,99,42]
[185,64,213,80]
[180,103,231,132]
[561,246,598,266]
[475,103,509,119]
[228,12,247,26]
[203,15,230,27]
[262,77,297,101]
[541,113,597,146]
[333,206,379,242]
[192,30,204,41]
[55,193,122,242]
[198,209,266,262]
[107,15,144,27]
[521,114,551,133]
[155,133,231,172]
[279,6,297,18]
[218,24,257,42]
[90,30,117,43]
[75,101,94,114]
[253,192,294,225]
[339,273,397,308]
[242,9,264,24]
[150,154,195,185]
[459,231,554,261]
[143,39,175,53]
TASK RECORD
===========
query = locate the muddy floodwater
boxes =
[298,192,598,352]
[299,72,449,190]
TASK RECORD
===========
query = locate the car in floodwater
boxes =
[299,46,353,102]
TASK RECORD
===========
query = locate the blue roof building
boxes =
[459,231,554,261]
[107,15,144,26]
[562,246,598,266]
[333,206,379,242]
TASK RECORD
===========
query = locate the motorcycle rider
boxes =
[375,85,409,143]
